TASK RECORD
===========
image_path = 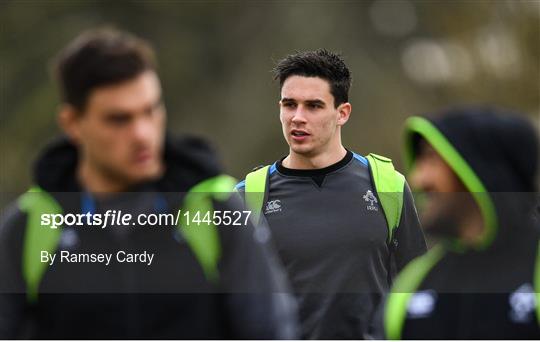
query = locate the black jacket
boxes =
[0,135,297,339]
[237,150,427,339]
[385,108,540,339]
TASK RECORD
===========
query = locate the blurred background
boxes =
[1,0,539,206]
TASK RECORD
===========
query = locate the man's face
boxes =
[279,76,349,157]
[69,70,166,186]
[409,140,463,194]
[409,140,476,236]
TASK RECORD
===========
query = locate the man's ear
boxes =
[57,104,82,144]
[336,102,352,126]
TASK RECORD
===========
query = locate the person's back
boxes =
[0,28,297,339]
[384,108,540,339]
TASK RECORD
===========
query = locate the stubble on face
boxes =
[410,141,482,240]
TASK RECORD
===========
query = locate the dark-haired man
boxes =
[0,28,297,339]
[235,49,426,339]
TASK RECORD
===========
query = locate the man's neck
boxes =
[283,145,348,170]
[77,161,129,193]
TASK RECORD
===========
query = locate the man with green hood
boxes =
[384,107,540,339]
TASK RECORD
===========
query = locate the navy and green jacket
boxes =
[0,135,297,339]
[385,108,540,339]
[236,150,427,339]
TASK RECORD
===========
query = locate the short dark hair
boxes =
[273,49,352,108]
[52,28,157,110]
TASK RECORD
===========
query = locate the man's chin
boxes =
[123,166,163,184]
[422,212,462,239]
[290,144,315,156]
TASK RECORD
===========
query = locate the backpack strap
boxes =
[384,245,445,339]
[178,174,237,283]
[244,165,270,225]
[18,187,63,303]
[366,153,406,243]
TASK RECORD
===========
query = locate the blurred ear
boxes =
[336,102,351,126]
[57,104,82,144]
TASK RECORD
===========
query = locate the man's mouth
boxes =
[134,150,153,163]
[291,130,309,137]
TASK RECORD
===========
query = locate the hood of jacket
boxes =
[403,107,539,251]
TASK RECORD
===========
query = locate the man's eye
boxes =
[307,103,323,109]
[145,107,156,116]
[283,102,296,108]
[106,115,130,125]
[147,102,163,115]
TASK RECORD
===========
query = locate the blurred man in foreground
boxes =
[385,107,540,339]
[0,28,297,339]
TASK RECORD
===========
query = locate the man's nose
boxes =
[291,106,308,124]
[409,163,428,191]
[131,117,153,142]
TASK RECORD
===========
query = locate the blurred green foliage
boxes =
[1,0,539,206]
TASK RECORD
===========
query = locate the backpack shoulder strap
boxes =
[244,165,270,224]
[384,245,445,339]
[18,186,63,303]
[180,174,237,283]
[366,153,406,243]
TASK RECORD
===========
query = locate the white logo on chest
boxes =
[264,199,282,214]
[363,190,379,211]
[407,290,437,319]
[509,283,536,324]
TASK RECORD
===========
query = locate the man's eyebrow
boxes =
[145,98,163,112]
[280,98,326,105]
[305,99,325,104]
[103,110,131,118]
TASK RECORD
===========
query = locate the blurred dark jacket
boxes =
[384,108,540,339]
[0,135,298,339]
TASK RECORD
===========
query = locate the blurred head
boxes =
[404,107,539,248]
[53,28,165,187]
[273,49,352,158]
[409,140,464,193]
[409,139,481,241]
